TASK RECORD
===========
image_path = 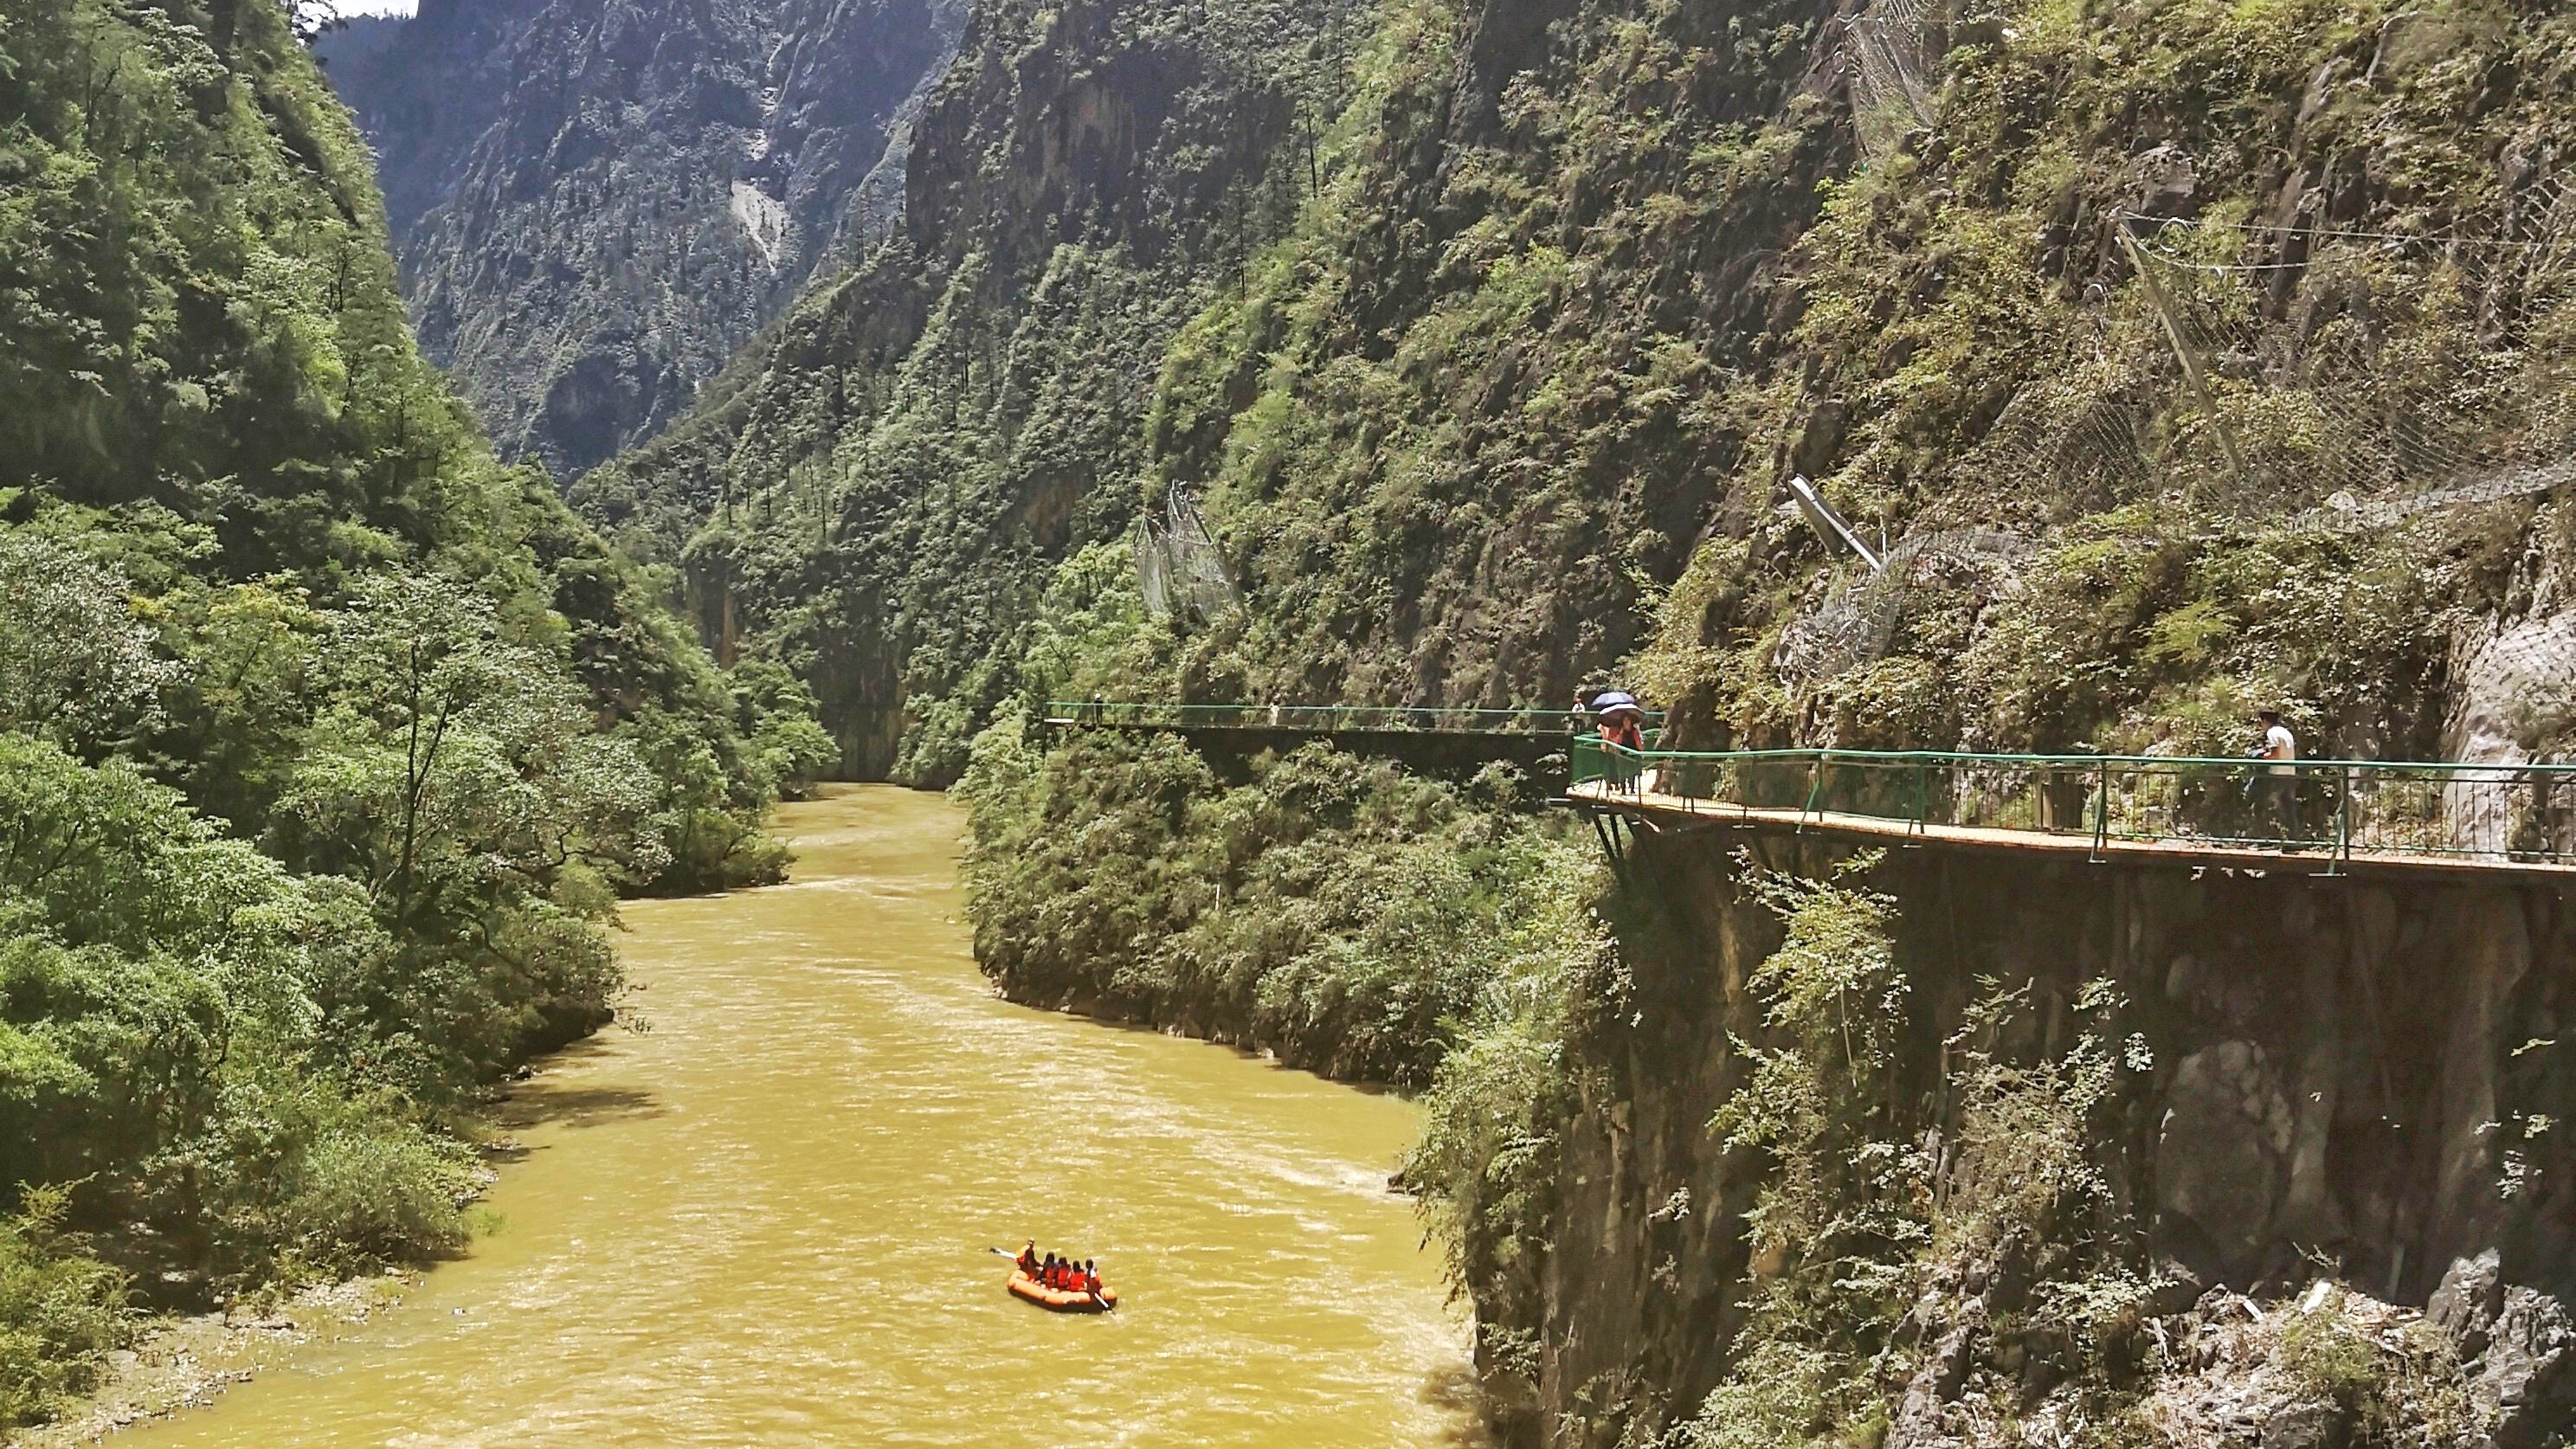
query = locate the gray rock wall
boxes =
[1536,825,2576,1446]
[322,0,965,478]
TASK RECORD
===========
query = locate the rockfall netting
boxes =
[1136,485,1240,622]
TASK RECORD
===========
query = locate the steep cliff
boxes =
[579,0,1779,777]
[1458,830,2573,1447]
[589,0,2576,779]
[322,0,963,475]
[575,0,1356,778]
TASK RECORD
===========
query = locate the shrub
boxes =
[0,1187,131,1428]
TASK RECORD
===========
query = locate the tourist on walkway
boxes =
[2251,708,2301,844]
[1589,690,1647,794]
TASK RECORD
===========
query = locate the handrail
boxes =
[1572,742,2576,776]
[1042,699,1667,733]
[1567,739,2576,868]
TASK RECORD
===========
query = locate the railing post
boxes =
[1913,761,1927,837]
[2338,764,2354,873]
[2094,757,2111,859]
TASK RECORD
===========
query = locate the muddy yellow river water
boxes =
[120,786,1475,1447]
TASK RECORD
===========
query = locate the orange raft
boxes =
[1008,1270,1118,1313]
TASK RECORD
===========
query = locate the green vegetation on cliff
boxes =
[572,0,1370,780]
[0,0,814,1420]
[1631,0,2576,764]
[585,0,2576,776]
[963,721,1587,1088]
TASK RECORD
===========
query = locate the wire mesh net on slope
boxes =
[1777,187,2576,727]
[2116,184,2576,528]
[1923,178,2576,538]
[2123,200,2576,763]
[1847,0,1935,161]
[1775,528,2030,687]
[1136,485,1240,622]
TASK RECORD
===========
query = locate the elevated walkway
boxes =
[1570,741,2576,880]
[1041,705,2576,880]
[1042,700,1654,737]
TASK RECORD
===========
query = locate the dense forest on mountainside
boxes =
[572,0,1372,780]
[0,0,828,1421]
[575,0,2576,1440]
[320,0,964,475]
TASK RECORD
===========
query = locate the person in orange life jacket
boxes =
[1016,1240,1040,1278]
[1084,1259,1101,1295]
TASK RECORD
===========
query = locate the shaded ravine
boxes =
[115,786,1476,1447]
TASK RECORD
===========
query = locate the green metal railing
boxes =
[1571,739,2576,868]
[1044,700,1665,737]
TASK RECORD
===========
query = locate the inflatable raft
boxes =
[1008,1270,1117,1313]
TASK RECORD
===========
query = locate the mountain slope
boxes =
[323,0,964,476]
[574,0,1356,779]
[575,0,1852,779]
[0,0,815,1418]
[598,0,2576,778]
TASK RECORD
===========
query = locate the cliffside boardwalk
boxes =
[1042,704,2576,880]
[1569,739,2576,880]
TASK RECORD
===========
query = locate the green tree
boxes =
[0,532,176,747]
[287,574,666,933]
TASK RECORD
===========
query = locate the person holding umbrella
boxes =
[1586,690,1648,792]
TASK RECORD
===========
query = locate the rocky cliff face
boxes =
[322,0,963,476]
[1513,829,2576,1446]
[576,0,1831,778]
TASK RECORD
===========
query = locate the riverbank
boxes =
[7,1276,414,1447]
[957,728,1599,1092]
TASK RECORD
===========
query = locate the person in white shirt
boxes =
[2251,708,2300,844]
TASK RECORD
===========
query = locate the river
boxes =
[117,786,1478,1447]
